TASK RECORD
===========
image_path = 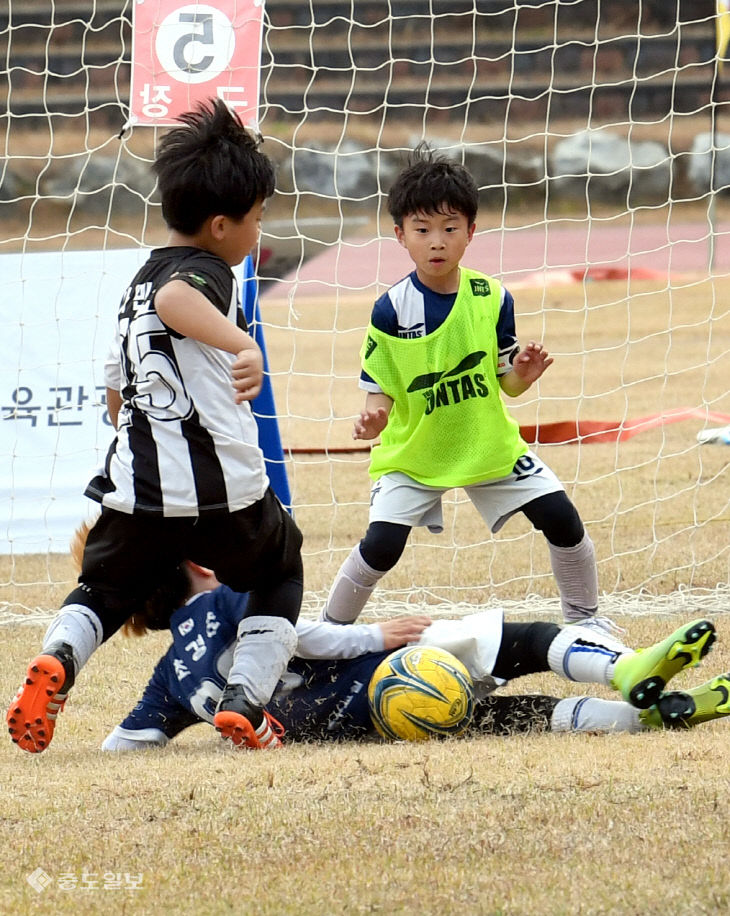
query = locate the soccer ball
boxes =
[367,645,475,741]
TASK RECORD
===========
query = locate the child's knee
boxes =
[360,521,410,571]
[523,491,584,547]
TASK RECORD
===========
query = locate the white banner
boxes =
[1,249,148,554]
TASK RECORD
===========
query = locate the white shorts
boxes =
[368,450,564,534]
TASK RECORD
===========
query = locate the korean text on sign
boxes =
[130,0,264,127]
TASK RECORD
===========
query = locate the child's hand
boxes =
[512,341,553,385]
[232,347,264,403]
[353,406,389,440]
[378,615,433,650]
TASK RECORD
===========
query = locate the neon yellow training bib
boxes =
[361,268,527,486]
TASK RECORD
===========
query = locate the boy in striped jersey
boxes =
[322,144,607,635]
[7,99,303,753]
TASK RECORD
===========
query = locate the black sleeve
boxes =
[168,251,239,321]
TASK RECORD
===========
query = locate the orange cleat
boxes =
[214,683,284,749]
[214,710,284,749]
[214,709,260,748]
[7,654,71,753]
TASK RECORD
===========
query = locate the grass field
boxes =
[1,273,730,915]
[2,617,730,915]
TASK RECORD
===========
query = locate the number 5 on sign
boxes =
[129,0,264,127]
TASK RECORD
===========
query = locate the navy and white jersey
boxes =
[360,270,520,392]
[104,588,505,749]
[86,247,268,516]
[123,586,248,736]
[108,586,388,745]
[269,653,389,740]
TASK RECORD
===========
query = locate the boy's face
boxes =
[394,207,475,293]
[213,198,266,266]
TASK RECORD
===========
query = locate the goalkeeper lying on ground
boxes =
[98,559,729,751]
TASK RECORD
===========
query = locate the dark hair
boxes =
[152,98,276,234]
[70,521,190,637]
[387,143,478,227]
[130,564,191,635]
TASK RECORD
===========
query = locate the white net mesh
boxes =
[1,0,729,620]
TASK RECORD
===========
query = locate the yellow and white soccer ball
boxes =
[367,645,475,741]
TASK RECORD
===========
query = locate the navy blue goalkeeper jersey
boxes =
[116,585,388,742]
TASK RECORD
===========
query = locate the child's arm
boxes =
[295,615,432,659]
[103,338,123,427]
[499,340,553,397]
[352,391,393,440]
[379,615,433,649]
[105,387,122,428]
[155,279,263,402]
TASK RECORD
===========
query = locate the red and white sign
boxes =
[129,0,264,127]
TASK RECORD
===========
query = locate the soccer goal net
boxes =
[1,0,729,622]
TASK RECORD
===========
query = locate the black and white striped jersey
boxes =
[86,246,268,516]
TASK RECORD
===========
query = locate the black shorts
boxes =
[79,487,302,622]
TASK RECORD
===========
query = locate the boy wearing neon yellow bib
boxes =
[322,144,609,633]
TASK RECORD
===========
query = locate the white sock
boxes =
[320,544,384,624]
[551,696,644,733]
[547,625,631,685]
[226,616,298,707]
[549,534,599,622]
[42,604,103,677]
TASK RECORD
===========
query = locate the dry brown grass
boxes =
[2,616,730,915]
[2,273,730,914]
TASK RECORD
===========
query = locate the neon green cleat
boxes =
[641,673,730,729]
[611,618,716,709]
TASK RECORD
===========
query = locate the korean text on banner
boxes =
[129,0,264,127]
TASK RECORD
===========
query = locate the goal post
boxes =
[1,0,729,622]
